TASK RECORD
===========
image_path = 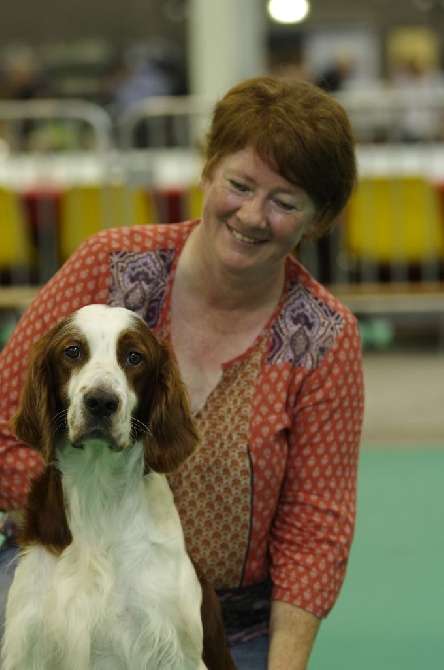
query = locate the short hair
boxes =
[202,76,357,236]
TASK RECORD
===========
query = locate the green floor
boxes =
[310,448,444,670]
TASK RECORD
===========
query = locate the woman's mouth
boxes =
[227,224,266,245]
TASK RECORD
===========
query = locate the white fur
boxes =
[67,306,140,450]
[2,305,207,670]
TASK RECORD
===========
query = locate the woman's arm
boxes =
[268,312,364,661]
[268,601,320,670]
[0,233,112,510]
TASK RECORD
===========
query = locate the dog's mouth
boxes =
[71,427,122,452]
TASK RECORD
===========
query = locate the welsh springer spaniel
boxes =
[2,304,235,670]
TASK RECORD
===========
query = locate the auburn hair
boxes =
[202,76,357,236]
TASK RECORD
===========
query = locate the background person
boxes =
[0,76,364,669]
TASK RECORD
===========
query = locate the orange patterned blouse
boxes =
[0,221,364,641]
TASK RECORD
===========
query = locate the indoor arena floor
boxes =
[310,351,444,670]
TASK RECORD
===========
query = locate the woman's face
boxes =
[199,147,318,279]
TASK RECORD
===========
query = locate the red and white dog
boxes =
[2,304,234,670]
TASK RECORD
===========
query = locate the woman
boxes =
[0,76,364,669]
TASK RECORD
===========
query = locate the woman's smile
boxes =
[199,147,317,276]
[226,223,268,246]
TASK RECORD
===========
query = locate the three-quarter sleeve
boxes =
[269,315,364,618]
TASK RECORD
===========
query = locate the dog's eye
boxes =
[64,345,81,360]
[127,351,143,366]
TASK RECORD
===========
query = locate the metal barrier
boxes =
[117,94,213,150]
[0,99,112,151]
[1,92,444,343]
[116,95,212,218]
[0,99,145,304]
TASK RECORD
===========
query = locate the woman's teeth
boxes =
[230,227,264,244]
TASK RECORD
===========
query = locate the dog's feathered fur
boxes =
[1,304,234,670]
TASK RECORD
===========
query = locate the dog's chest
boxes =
[24,467,203,668]
[19,524,202,669]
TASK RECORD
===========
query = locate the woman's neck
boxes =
[176,225,286,314]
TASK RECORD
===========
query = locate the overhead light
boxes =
[267,0,311,24]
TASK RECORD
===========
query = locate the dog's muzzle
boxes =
[71,387,123,451]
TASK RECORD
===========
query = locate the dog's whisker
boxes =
[51,418,66,433]
[50,410,68,436]
[50,410,67,426]
[54,417,67,430]
[131,417,152,439]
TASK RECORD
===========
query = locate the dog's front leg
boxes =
[1,547,59,670]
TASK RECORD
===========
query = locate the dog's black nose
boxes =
[84,389,120,417]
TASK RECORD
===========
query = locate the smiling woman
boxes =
[201,77,356,239]
[0,75,363,670]
[192,146,317,296]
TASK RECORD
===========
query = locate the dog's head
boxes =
[12,304,199,474]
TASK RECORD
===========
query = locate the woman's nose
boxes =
[237,195,267,227]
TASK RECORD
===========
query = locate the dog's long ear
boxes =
[11,320,67,464]
[144,342,199,474]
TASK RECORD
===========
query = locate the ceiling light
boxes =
[267,0,311,24]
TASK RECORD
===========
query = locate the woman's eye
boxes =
[64,345,81,360]
[127,351,143,366]
[229,179,249,193]
[274,199,297,212]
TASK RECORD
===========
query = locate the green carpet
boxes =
[310,448,444,670]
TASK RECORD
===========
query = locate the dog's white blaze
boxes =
[67,306,139,449]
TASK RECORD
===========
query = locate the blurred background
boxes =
[0,1,443,667]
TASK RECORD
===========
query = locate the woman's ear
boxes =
[144,343,199,474]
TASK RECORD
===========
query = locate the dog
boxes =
[2,304,235,670]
